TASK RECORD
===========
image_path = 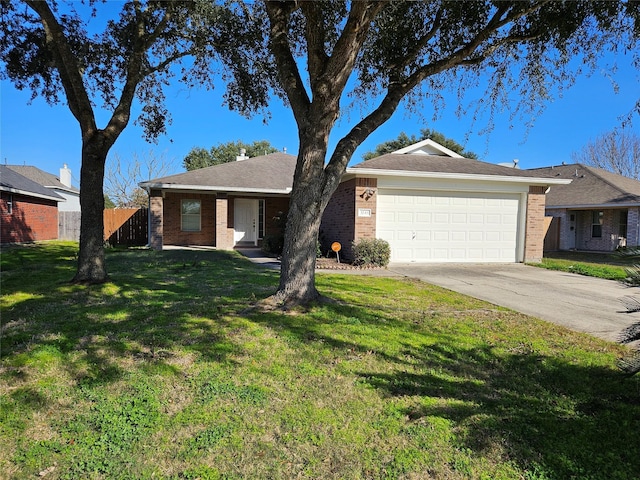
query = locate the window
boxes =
[619,210,628,237]
[6,194,12,214]
[591,210,603,238]
[181,199,201,232]
[258,199,265,239]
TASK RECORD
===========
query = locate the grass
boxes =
[2,241,640,479]
[535,251,635,281]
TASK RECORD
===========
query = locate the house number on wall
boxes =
[358,208,371,217]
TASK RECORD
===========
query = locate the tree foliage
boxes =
[363,128,478,160]
[0,0,272,282]
[571,129,640,180]
[257,0,638,305]
[183,140,279,171]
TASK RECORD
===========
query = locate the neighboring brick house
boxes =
[527,163,640,252]
[1,165,64,243]
[6,164,80,212]
[141,140,569,263]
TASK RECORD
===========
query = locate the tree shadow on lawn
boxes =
[1,248,280,404]
[250,299,640,479]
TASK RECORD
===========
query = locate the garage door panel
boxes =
[451,213,467,223]
[434,213,449,224]
[415,212,432,223]
[378,189,520,263]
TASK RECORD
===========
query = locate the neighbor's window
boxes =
[258,199,265,239]
[591,210,603,238]
[6,194,13,214]
[181,199,201,232]
[619,210,628,237]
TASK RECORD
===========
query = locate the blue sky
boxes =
[1,49,638,188]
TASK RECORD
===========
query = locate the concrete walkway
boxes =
[237,249,638,343]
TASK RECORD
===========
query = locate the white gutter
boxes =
[548,203,640,209]
[140,183,293,195]
[345,168,572,186]
[0,186,63,202]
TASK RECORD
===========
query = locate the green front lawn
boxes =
[1,242,639,479]
[534,251,638,281]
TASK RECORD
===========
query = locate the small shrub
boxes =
[262,211,287,255]
[352,238,390,267]
[262,234,284,255]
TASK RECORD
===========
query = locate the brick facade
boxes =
[149,190,163,250]
[162,192,216,246]
[320,178,377,260]
[321,178,357,259]
[148,190,290,251]
[263,197,290,239]
[1,192,58,243]
[628,207,640,247]
[524,186,547,262]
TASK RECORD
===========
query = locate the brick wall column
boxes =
[215,194,233,250]
[524,186,547,262]
[149,189,163,251]
[627,207,640,247]
[354,178,378,243]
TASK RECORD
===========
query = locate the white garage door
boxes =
[377,189,521,263]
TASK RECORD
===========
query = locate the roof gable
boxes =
[527,163,640,207]
[392,138,463,157]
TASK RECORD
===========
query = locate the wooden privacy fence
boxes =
[59,211,81,241]
[104,208,148,246]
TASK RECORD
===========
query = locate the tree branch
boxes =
[24,0,96,134]
[324,0,554,187]
[265,1,310,125]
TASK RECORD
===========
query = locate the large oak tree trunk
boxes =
[271,139,343,306]
[72,133,111,283]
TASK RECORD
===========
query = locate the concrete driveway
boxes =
[387,263,639,342]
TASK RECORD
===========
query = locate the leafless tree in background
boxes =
[105,151,172,209]
[572,129,640,179]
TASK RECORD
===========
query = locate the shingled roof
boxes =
[527,163,640,208]
[350,153,559,179]
[6,165,78,193]
[0,165,64,202]
[141,152,297,193]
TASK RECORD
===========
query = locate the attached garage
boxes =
[320,139,570,264]
[377,189,522,262]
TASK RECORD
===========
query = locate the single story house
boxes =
[1,165,64,243]
[527,163,640,252]
[141,140,570,263]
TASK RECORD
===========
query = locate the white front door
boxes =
[234,199,257,245]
